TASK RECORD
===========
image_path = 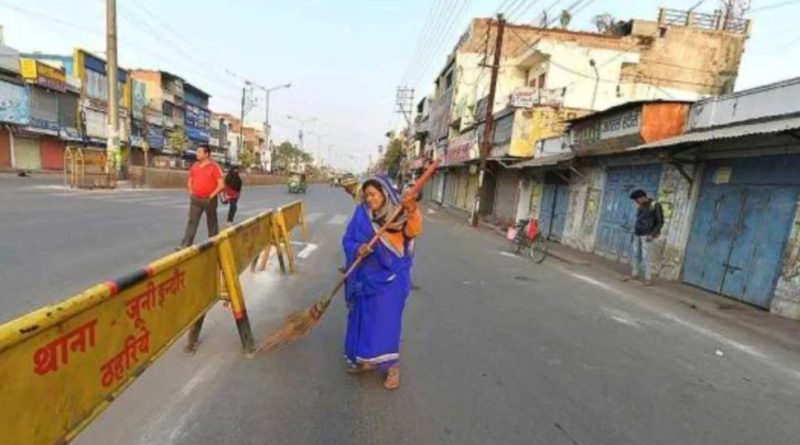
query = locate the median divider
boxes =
[0,201,307,445]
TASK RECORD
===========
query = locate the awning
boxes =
[631,115,800,151]
[511,152,575,169]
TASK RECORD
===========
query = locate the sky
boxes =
[0,0,798,171]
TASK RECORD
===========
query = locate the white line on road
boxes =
[566,269,800,383]
[326,214,348,225]
[296,242,319,259]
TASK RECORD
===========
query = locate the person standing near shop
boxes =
[224,166,243,226]
[623,189,664,287]
[178,145,224,249]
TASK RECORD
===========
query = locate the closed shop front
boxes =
[539,173,571,242]
[444,170,458,206]
[455,169,469,209]
[433,172,445,203]
[683,155,800,308]
[14,135,41,170]
[39,136,64,170]
[492,168,520,224]
[595,164,663,259]
[466,170,479,210]
[0,129,11,167]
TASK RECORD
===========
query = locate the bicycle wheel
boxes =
[528,235,548,264]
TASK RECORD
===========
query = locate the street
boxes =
[3,177,800,444]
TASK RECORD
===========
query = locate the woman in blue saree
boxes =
[342,175,422,390]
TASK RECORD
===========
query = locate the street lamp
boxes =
[245,80,291,171]
[286,115,317,150]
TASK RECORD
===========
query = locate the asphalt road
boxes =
[3,174,800,445]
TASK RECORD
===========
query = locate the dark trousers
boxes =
[227,198,238,223]
[180,196,219,247]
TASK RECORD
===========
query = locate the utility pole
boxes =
[469,14,505,227]
[239,86,246,164]
[106,0,119,183]
[287,115,316,150]
[246,81,291,172]
[395,86,414,189]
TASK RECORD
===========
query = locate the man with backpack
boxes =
[622,189,664,287]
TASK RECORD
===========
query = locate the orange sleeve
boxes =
[403,207,423,239]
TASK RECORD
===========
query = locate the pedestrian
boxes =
[342,175,422,390]
[623,189,664,286]
[223,166,243,226]
[177,145,224,250]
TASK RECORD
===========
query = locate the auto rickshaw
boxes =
[287,173,307,194]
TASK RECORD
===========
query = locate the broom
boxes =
[260,159,441,352]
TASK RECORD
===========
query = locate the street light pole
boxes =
[286,115,317,150]
[246,81,291,172]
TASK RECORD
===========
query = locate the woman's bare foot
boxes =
[383,365,400,390]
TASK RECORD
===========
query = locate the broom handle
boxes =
[322,160,441,304]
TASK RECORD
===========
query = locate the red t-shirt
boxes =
[189,161,223,198]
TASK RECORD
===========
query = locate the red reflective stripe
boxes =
[145,265,156,277]
[233,309,244,320]
[104,280,119,296]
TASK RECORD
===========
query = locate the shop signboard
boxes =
[20,59,67,92]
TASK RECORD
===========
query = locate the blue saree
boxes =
[343,176,414,370]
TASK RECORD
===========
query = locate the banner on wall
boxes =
[0,81,30,125]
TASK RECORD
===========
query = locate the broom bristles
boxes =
[259,299,330,352]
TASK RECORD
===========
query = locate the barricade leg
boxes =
[278,212,296,273]
[218,238,256,355]
[300,201,310,242]
[185,315,205,353]
[269,224,288,274]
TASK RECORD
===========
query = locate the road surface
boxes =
[2,175,800,445]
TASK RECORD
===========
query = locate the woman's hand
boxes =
[357,244,372,257]
[401,193,418,213]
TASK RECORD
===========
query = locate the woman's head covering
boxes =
[362,175,406,232]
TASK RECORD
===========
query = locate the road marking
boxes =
[565,269,800,383]
[296,242,319,259]
[498,251,518,258]
[326,214,348,225]
[305,212,323,223]
[602,307,643,328]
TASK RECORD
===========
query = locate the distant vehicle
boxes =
[287,173,307,194]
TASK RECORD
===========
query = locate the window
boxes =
[537,73,547,89]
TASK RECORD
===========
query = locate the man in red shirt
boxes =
[179,145,225,248]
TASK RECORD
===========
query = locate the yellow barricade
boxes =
[0,207,292,445]
[257,200,309,274]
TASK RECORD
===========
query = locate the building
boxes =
[130,70,186,164]
[213,112,241,165]
[12,49,130,171]
[16,57,78,171]
[511,77,800,321]
[425,7,750,225]
[129,77,166,166]
[0,33,28,170]
[208,113,228,165]
[183,82,211,158]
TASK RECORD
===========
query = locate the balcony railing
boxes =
[658,8,750,35]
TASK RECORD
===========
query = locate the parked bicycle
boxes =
[507,218,548,263]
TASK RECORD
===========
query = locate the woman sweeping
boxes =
[342,175,422,390]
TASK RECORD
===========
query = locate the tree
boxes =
[239,147,257,169]
[592,13,629,35]
[272,140,313,170]
[381,137,404,181]
[166,128,188,155]
[559,9,572,29]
